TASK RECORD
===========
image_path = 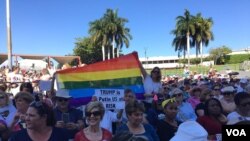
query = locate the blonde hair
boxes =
[85,101,105,119]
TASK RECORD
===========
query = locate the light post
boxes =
[6,0,13,70]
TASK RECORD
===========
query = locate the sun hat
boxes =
[240,78,248,84]
[221,86,235,93]
[170,121,208,141]
[169,88,183,97]
[55,89,72,98]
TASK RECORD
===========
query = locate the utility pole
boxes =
[144,47,147,69]
[6,0,13,70]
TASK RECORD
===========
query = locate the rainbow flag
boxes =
[55,52,144,106]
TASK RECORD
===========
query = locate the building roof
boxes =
[0,53,80,64]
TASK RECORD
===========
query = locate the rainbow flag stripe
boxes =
[55,52,144,106]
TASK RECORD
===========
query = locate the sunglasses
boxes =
[172,93,182,97]
[240,102,250,107]
[85,111,101,117]
[152,70,160,74]
[222,92,233,96]
[214,89,220,91]
[57,98,69,102]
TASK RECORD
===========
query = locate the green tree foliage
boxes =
[89,9,132,60]
[192,13,214,64]
[209,46,232,65]
[172,10,214,66]
[73,37,102,64]
[172,9,196,67]
[225,54,250,64]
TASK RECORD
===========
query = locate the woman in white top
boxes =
[141,66,162,111]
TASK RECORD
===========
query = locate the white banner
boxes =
[94,89,125,109]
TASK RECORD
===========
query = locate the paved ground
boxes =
[219,70,250,78]
[237,71,250,78]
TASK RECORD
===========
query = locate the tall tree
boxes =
[103,9,132,58]
[89,9,132,60]
[89,19,108,61]
[192,13,214,64]
[115,20,132,57]
[209,46,232,65]
[173,9,195,68]
[73,37,102,64]
[171,33,188,59]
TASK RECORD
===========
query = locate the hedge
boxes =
[225,54,250,64]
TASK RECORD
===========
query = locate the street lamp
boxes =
[6,0,13,70]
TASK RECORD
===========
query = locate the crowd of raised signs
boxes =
[0,65,250,141]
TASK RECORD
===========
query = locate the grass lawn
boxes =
[146,63,240,77]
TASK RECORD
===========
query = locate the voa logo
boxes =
[226,129,246,136]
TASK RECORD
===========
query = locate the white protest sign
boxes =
[39,80,52,91]
[95,89,125,110]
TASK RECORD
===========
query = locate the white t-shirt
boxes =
[0,103,17,127]
[100,110,121,133]
[143,75,162,103]
[7,72,23,83]
[227,111,250,125]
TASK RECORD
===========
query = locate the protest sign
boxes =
[95,89,125,109]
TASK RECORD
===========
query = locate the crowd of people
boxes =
[0,64,250,141]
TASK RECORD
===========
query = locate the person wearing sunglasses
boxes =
[170,88,197,122]
[74,101,112,141]
[53,89,84,139]
[140,66,162,112]
[227,92,250,125]
[219,86,236,116]
[10,101,69,141]
[212,84,223,100]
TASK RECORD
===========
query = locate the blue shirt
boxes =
[116,123,160,141]
[176,102,197,122]
[9,127,69,141]
[53,107,83,138]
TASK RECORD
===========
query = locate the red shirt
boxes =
[74,128,112,141]
[197,115,222,135]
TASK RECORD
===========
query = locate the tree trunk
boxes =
[200,41,203,65]
[187,32,190,68]
[102,45,105,61]
[117,45,120,57]
[196,42,199,58]
[108,46,110,60]
[112,36,115,58]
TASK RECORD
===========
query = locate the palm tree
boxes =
[103,9,132,58]
[173,9,195,68]
[90,9,132,60]
[171,33,188,59]
[115,20,132,57]
[192,13,214,64]
[89,19,108,61]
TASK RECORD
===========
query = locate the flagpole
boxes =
[6,0,13,70]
